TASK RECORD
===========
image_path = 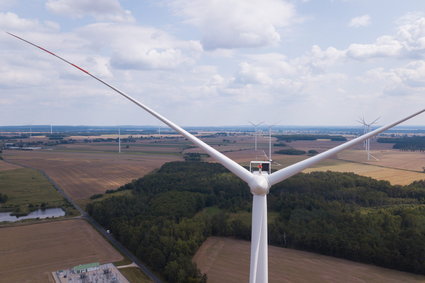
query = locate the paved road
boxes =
[3,157,163,283]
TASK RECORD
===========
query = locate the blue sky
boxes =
[1,0,425,126]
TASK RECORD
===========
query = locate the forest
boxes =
[87,161,425,282]
[378,136,425,151]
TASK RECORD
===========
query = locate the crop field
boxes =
[4,149,182,200]
[0,159,21,171]
[303,159,425,185]
[338,149,425,172]
[193,237,425,283]
[55,141,186,154]
[0,219,122,283]
[287,139,393,152]
[0,167,74,215]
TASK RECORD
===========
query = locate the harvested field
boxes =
[287,139,393,151]
[4,149,182,200]
[0,159,21,171]
[193,237,425,283]
[338,150,425,172]
[0,219,122,283]
[303,159,425,185]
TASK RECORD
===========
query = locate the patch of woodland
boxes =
[87,162,425,282]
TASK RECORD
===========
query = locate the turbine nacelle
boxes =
[249,174,270,196]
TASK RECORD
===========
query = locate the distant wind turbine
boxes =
[358,116,380,160]
[8,32,425,283]
[249,121,264,152]
[266,122,281,164]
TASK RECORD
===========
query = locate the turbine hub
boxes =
[249,174,270,195]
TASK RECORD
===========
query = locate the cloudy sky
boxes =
[1,0,425,126]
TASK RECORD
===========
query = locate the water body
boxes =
[0,208,65,222]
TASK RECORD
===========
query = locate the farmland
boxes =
[3,133,425,199]
[338,149,425,172]
[303,158,425,185]
[0,219,122,283]
[0,166,76,215]
[0,159,21,172]
[3,148,182,200]
[269,139,425,185]
[194,237,425,283]
[2,130,425,282]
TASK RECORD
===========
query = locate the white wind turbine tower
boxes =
[358,116,380,160]
[249,121,264,152]
[118,128,121,153]
[266,122,281,164]
[8,32,425,283]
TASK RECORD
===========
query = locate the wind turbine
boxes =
[358,116,380,160]
[249,121,264,152]
[7,32,425,283]
[266,122,281,164]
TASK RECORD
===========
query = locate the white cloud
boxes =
[0,12,59,32]
[235,62,273,85]
[306,45,346,69]
[312,14,425,61]
[46,0,134,22]
[346,35,403,59]
[77,23,202,70]
[348,15,371,28]
[363,60,425,98]
[171,0,296,50]
[396,13,425,56]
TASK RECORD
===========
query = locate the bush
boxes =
[275,149,306,155]
[90,194,103,200]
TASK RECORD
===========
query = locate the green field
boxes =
[0,168,76,216]
[119,267,153,283]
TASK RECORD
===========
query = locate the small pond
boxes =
[0,208,65,222]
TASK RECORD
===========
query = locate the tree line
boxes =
[378,136,425,151]
[87,162,425,282]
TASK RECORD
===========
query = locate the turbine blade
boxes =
[267,109,425,186]
[8,32,254,184]
[250,195,268,283]
[370,117,380,125]
[356,119,366,125]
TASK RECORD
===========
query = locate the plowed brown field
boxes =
[4,149,181,200]
[194,237,425,283]
[0,219,122,283]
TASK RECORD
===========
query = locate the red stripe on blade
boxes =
[71,64,90,74]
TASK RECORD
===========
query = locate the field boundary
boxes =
[337,157,425,174]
